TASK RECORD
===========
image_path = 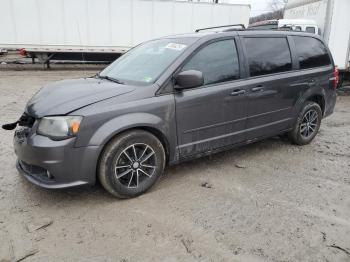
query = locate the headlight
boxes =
[37,116,83,140]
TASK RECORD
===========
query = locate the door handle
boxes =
[252,86,264,92]
[230,89,246,96]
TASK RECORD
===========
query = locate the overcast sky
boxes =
[216,0,271,17]
[248,0,271,16]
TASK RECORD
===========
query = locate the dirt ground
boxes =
[0,69,349,262]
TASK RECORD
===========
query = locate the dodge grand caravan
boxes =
[3,30,337,198]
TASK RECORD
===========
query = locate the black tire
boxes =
[98,130,166,198]
[337,73,344,89]
[278,133,288,140]
[288,101,322,146]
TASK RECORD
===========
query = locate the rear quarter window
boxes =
[292,36,331,69]
[244,37,292,77]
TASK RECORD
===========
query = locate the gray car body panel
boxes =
[73,88,178,163]
[26,78,136,117]
[13,30,337,188]
[14,122,100,187]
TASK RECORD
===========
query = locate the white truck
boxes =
[249,19,319,34]
[0,0,250,67]
[284,0,350,84]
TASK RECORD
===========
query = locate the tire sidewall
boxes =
[290,102,322,145]
[99,130,165,198]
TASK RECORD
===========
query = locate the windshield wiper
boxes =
[96,74,125,85]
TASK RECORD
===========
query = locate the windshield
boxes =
[99,38,197,86]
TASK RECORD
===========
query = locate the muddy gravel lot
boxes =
[0,69,350,262]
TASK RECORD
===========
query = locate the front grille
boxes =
[18,113,35,128]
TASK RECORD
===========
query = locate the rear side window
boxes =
[293,36,331,69]
[244,37,292,77]
[182,39,239,85]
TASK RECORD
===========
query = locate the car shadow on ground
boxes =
[162,135,293,174]
[19,136,295,205]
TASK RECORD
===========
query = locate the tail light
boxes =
[333,66,339,89]
[19,48,27,57]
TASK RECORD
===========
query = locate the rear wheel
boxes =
[288,101,322,145]
[98,130,166,198]
[338,73,344,89]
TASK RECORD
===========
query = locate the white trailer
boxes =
[0,0,250,66]
[284,0,350,82]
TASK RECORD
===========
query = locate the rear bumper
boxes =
[14,131,100,189]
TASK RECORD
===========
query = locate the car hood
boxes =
[26,78,135,118]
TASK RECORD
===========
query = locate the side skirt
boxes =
[168,128,293,166]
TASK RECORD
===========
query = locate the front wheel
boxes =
[98,130,166,198]
[288,101,322,145]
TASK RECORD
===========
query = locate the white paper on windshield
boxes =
[165,43,187,51]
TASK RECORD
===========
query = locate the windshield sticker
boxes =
[143,76,153,82]
[165,43,187,51]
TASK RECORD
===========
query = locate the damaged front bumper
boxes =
[13,124,100,189]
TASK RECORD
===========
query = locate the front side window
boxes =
[293,36,331,69]
[244,37,292,77]
[181,39,240,86]
[100,38,197,85]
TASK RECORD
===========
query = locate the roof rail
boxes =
[195,24,246,33]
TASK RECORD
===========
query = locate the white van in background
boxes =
[278,19,318,34]
[249,19,318,34]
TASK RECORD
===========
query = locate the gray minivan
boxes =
[4,29,338,198]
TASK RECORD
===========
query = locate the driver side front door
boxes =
[174,38,249,158]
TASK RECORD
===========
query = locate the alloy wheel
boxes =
[114,143,156,188]
[300,109,318,139]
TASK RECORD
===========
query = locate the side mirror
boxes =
[174,70,204,90]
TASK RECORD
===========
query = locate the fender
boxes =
[86,113,167,147]
[293,86,326,120]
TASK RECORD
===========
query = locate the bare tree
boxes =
[249,0,288,24]
[268,0,288,11]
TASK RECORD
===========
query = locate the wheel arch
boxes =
[92,113,172,166]
[97,125,170,164]
[295,90,326,118]
[136,126,171,163]
[95,125,171,184]
[306,94,325,115]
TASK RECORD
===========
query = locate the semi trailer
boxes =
[0,0,250,67]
